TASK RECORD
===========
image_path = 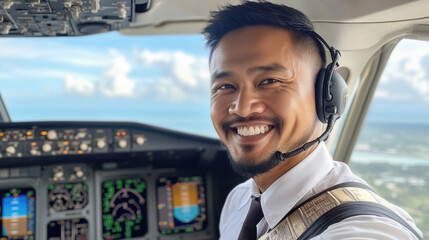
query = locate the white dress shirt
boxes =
[219,142,423,240]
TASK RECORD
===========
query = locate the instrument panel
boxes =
[0,121,242,240]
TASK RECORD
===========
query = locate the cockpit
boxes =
[1,0,429,239]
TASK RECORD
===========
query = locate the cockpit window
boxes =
[0,32,215,137]
[349,39,429,235]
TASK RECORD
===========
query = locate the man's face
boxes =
[209,26,321,176]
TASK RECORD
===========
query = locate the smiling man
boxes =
[203,1,422,240]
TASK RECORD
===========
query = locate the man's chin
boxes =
[228,151,281,178]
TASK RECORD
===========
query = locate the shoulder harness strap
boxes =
[258,182,422,240]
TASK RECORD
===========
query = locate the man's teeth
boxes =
[237,126,270,136]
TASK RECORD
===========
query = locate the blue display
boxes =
[0,188,35,240]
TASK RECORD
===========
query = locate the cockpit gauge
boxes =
[47,218,89,240]
[0,188,36,240]
[101,178,148,239]
[48,182,89,211]
[157,176,207,235]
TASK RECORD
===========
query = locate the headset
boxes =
[312,32,348,124]
[276,32,348,161]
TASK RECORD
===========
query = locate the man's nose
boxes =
[228,88,265,117]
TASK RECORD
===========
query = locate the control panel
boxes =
[0,0,150,37]
[0,121,219,162]
[0,121,242,240]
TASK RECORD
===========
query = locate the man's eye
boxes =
[260,79,278,85]
[216,84,235,91]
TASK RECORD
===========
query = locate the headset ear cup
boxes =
[329,71,348,120]
[315,68,327,123]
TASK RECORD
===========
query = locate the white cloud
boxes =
[62,50,137,98]
[0,39,108,67]
[64,75,96,96]
[137,49,210,101]
[374,90,390,99]
[1,38,211,102]
[99,50,136,97]
[55,48,210,101]
[7,68,94,80]
[379,39,429,102]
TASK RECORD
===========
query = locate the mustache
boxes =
[221,115,281,135]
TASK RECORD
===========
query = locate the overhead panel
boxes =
[0,0,150,36]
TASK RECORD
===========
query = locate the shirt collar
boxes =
[237,177,261,210]
[240,142,334,229]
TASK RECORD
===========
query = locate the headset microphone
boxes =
[275,32,348,162]
[275,115,335,162]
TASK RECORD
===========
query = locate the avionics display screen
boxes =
[0,188,35,240]
[48,182,89,211]
[47,218,88,240]
[157,176,207,235]
[101,177,148,239]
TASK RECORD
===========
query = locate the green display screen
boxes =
[101,178,147,239]
[48,182,88,211]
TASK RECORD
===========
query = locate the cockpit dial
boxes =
[48,182,89,211]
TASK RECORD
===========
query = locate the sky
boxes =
[0,33,428,138]
[366,39,429,124]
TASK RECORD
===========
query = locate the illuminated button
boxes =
[5,146,16,155]
[96,139,106,149]
[136,136,146,145]
[118,139,127,148]
[63,141,69,146]
[76,169,84,178]
[42,143,52,152]
[41,131,47,136]
[47,130,58,140]
[91,0,100,13]
[4,0,14,9]
[54,170,64,179]
[30,149,38,156]
[75,132,86,139]
[61,21,68,34]
[80,142,88,151]
[26,130,33,136]
[2,24,11,35]
[0,132,4,137]
[71,6,81,18]
[118,3,127,19]
[64,0,71,7]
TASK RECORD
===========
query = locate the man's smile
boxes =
[227,123,276,144]
[232,125,274,136]
[221,115,280,139]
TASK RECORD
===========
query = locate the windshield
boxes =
[0,32,215,137]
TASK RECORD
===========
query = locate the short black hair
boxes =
[202,0,326,68]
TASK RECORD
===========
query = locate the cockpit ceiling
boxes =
[1,0,429,38]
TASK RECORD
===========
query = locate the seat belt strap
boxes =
[258,182,422,240]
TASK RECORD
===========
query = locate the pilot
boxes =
[203,1,423,240]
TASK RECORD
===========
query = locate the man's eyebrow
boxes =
[247,63,289,74]
[210,63,288,82]
[211,71,231,81]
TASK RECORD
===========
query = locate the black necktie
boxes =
[238,196,264,240]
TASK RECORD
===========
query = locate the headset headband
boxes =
[310,31,341,68]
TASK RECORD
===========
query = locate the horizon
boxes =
[1,33,428,138]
